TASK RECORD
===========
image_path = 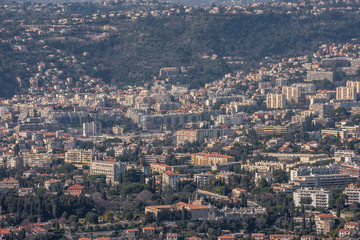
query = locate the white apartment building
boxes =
[336,86,357,101]
[344,183,360,204]
[347,80,360,93]
[266,93,286,109]
[282,86,301,103]
[293,188,332,208]
[90,160,125,184]
[83,121,102,137]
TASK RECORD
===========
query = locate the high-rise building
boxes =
[336,86,357,101]
[266,93,286,109]
[282,86,301,103]
[347,80,360,93]
[83,121,102,137]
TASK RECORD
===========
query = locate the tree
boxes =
[68,215,78,225]
[124,212,133,221]
[85,212,98,224]
[273,169,288,183]
[104,211,113,223]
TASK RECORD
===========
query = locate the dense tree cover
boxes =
[47,9,360,89]
[0,190,95,225]
[0,44,20,98]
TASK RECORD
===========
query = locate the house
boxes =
[44,179,62,191]
[18,188,33,196]
[31,226,47,236]
[252,233,266,240]
[0,228,10,238]
[344,222,359,230]
[126,229,139,239]
[64,184,84,197]
[269,234,295,240]
[23,169,36,178]
[1,177,19,189]
[301,236,315,240]
[142,226,155,235]
[232,188,247,197]
[338,228,353,238]
[166,233,178,240]
[217,236,236,240]
[300,236,315,240]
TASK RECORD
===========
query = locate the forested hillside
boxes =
[53,10,360,88]
[4,4,360,96]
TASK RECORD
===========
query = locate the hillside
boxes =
[50,9,360,88]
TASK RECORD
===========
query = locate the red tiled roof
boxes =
[67,184,84,191]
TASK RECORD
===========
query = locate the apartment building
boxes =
[344,183,360,204]
[176,128,235,145]
[347,80,360,93]
[162,170,181,189]
[65,149,93,166]
[336,86,357,101]
[297,174,357,189]
[22,153,53,168]
[191,152,235,165]
[306,71,334,82]
[254,125,289,136]
[266,93,286,109]
[315,213,336,235]
[150,163,172,173]
[90,160,125,184]
[293,188,332,208]
[194,172,214,187]
[282,86,301,103]
[290,167,339,181]
[83,121,102,137]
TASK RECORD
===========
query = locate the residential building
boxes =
[293,188,332,208]
[142,227,155,235]
[150,163,172,173]
[162,170,181,189]
[90,160,125,184]
[347,80,360,93]
[65,149,93,166]
[83,121,101,137]
[23,153,52,168]
[251,233,266,240]
[336,86,357,101]
[177,128,234,145]
[44,179,62,191]
[344,183,360,204]
[191,152,235,165]
[0,177,19,189]
[297,174,357,189]
[269,234,295,240]
[282,86,301,103]
[126,229,139,239]
[194,172,214,187]
[306,71,334,82]
[266,93,286,109]
[64,184,85,197]
[18,187,33,196]
[254,125,289,136]
[315,213,336,234]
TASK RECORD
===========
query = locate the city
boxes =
[2,0,360,239]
